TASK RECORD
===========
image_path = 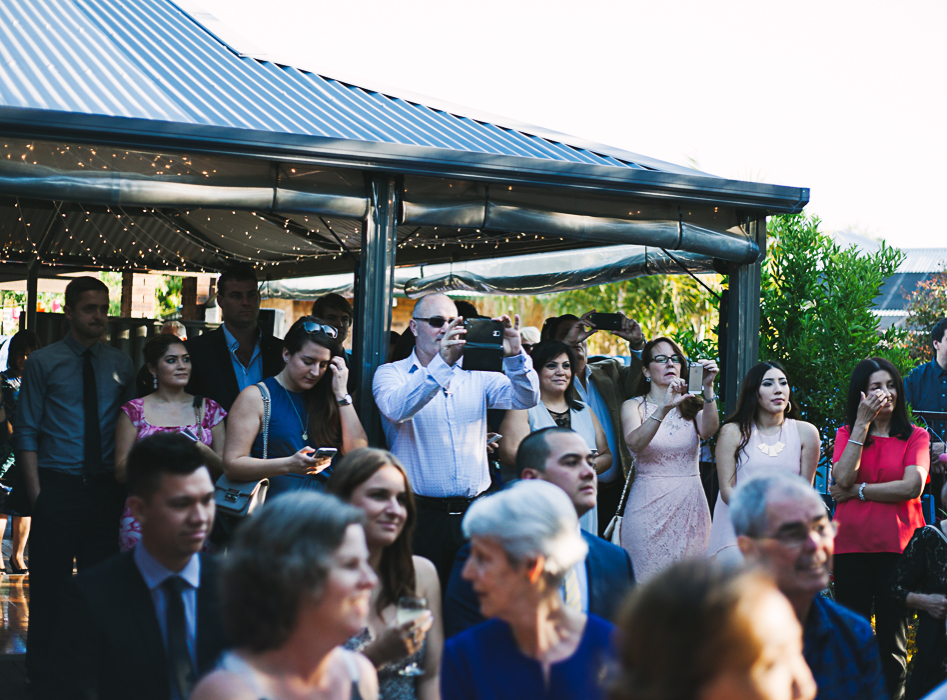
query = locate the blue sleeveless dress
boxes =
[250,376,333,499]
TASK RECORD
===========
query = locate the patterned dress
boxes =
[619,398,711,582]
[345,627,425,700]
[118,396,226,551]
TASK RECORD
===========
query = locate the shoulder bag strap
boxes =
[256,382,271,460]
[614,460,635,518]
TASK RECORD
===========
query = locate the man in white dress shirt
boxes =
[373,293,540,587]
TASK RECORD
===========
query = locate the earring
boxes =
[153,374,158,389]
[785,400,792,412]
[645,376,651,383]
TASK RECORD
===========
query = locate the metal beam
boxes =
[354,174,398,446]
[25,263,38,331]
[723,216,765,416]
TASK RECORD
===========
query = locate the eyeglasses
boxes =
[650,354,684,365]
[413,316,456,328]
[761,519,838,548]
[302,321,338,338]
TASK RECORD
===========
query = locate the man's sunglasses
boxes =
[302,321,338,338]
[413,316,456,328]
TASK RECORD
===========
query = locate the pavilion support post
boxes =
[723,216,766,416]
[355,174,398,446]
[25,263,39,331]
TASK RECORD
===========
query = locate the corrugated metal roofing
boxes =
[0,0,651,171]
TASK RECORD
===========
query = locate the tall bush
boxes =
[760,214,915,458]
[903,269,947,361]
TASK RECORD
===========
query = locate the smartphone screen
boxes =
[589,312,623,331]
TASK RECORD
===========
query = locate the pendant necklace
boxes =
[757,423,785,457]
[277,375,309,442]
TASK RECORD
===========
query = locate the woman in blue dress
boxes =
[224,316,368,498]
[441,480,615,700]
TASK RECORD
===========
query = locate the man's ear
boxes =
[520,469,540,481]
[737,535,758,559]
[409,319,419,338]
[128,494,148,527]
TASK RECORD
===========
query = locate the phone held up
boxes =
[589,312,623,331]
[463,318,505,372]
[687,362,704,394]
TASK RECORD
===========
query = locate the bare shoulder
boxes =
[796,420,821,443]
[190,670,258,700]
[621,396,644,411]
[413,555,441,597]
[718,422,741,440]
[340,649,379,700]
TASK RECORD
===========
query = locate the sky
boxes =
[192,0,946,248]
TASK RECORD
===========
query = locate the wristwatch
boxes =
[702,392,718,403]
[336,394,353,407]
[858,483,867,501]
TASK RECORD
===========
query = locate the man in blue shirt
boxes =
[732,472,887,700]
[52,432,230,700]
[185,266,284,411]
[905,318,947,471]
[14,276,137,695]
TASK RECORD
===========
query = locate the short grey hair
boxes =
[220,492,364,652]
[462,480,588,585]
[730,472,824,538]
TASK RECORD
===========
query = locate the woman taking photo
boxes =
[442,480,614,700]
[224,316,368,499]
[497,341,612,534]
[889,481,947,699]
[328,448,442,700]
[707,361,821,563]
[830,356,930,700]
[0,330,41,573]
[618,337,719,582]
[114,333,226,552]
[612,558,816,700]
[191,492,379,700]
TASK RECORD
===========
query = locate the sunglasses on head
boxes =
[413,316,456,328]
[302,320,338,338]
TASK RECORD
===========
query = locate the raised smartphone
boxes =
[589,312,623,331]
[687,362,704,394]
[464,318,504,372]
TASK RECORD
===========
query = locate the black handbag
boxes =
[213,382,270,518]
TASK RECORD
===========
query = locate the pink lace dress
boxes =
[620,398,711,582]
[118,397,226,552]
[707,420,802,562]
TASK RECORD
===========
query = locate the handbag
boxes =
[213,382,271,518]
[602,463,635,547]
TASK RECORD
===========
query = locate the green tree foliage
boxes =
[760,214,915,452]
[903,270,947,361]
[155,275,183,319]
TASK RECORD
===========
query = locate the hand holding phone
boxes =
[687,363,704,394]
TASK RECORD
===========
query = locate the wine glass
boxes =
[397,596,428,677]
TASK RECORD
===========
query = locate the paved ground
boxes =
[1,522,30,700]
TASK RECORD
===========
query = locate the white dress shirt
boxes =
[373,349,540,498]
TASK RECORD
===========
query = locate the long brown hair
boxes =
[724,361,802,465]
[327,448,417,614]
[634,337,703,421]
[283,316,345,449]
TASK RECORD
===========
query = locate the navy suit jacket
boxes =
[51,551,231,700]
[443,530,635,638]
[184,325,284,412]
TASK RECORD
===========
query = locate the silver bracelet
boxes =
[848,439,864,447]
[648,414,663,423]
[858,483,867,501]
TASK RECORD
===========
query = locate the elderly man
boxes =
[373,293,539,588]
[732,472,887,700]
[443,427,634,637]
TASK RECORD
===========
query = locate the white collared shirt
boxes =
[373,349,540,497]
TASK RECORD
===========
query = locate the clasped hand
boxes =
[368,611,434,665]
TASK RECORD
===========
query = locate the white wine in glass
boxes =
[397,596,428,677]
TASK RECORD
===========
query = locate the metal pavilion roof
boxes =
[0,0,808,281]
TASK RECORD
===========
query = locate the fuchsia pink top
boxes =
[832,424,930,554]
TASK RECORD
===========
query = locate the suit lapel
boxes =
[581,532,603,618]
[118,554,171,691]
[196,554,226,673]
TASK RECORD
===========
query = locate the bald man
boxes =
[373,293,540,587]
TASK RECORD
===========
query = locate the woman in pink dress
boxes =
[707,361,821,564]
[114,334,227,551]
[619,337,719,582]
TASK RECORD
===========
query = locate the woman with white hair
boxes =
[440,480,615,700]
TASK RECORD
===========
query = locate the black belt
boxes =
[413,492,485,515]
[40,469,114,486]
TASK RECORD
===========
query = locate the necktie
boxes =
[561,566,582,612]
[82,349,103,478]
[162,576,196,700]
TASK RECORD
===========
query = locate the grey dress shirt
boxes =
[14,334,136,475]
